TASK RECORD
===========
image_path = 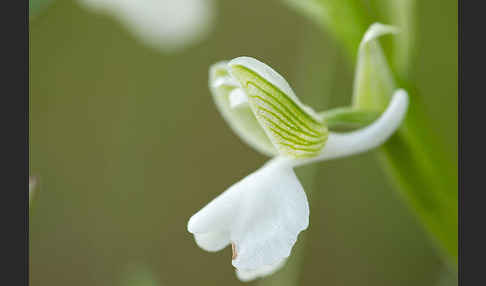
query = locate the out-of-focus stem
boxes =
[282,0,372,59]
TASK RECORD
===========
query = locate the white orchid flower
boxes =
[188,24,408,282]
[78,0,215,52]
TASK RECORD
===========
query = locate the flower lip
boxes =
[236,258,286,282]
[187,159,309,272]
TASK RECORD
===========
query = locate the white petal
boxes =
[236,259,286,282]
[212,76,239,89]
[230,160,308,270]
[187,180,242,234]
[229,88,249,109]
[319,89,408,159]
[194,231,230,252]
[209,62,278,156]
[187,160,309,271]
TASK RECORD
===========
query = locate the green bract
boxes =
[352,23,399,112]
[210,57,329,158]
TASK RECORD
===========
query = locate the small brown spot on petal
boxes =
[231,242,237,260]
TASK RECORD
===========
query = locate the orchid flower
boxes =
[188,24,408,282]
[78,0,215,52]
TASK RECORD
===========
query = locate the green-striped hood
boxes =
[209,56,328,158]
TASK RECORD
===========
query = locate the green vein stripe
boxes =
[249,83,324,136]
[251,93,322,138]
[260,114,327,146]
[229,64,329,157]
[278,142,324,153]
[238,67,323,125]
[259,112,326,145]
[268,127,326,149]
[247,81,322,131]
[256,104,324,140]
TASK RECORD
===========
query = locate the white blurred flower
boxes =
[188,55,409,281]
[78,0,215,52]
[29,176,38,206]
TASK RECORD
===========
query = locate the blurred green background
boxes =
[29,0,457,285]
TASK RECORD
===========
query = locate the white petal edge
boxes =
[236,259,286,282]
[194,231,230,252]
[360,23,400,49]
[229,57,295,103]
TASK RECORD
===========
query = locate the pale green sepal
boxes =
[228,57,328,158]
[352,23,399,112]
[209,62,278,157]
[318,107,380,131]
